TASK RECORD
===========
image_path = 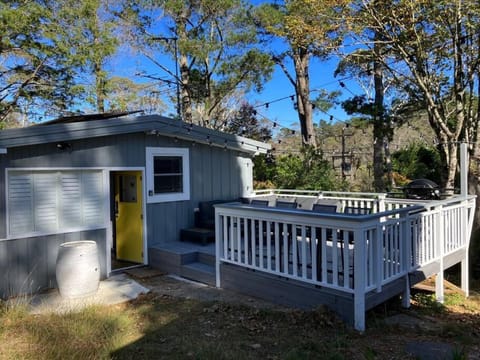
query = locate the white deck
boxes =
[214,189,476,331]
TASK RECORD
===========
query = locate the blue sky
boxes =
[108,7,361,131]
[110,48,357,131]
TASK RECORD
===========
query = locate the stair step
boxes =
[181,262,215,286]
[197,252,215,266]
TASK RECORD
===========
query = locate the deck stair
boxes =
[181,251,215,285]
[149,242,215,286]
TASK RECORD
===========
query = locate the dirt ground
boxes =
[127,268,287,311]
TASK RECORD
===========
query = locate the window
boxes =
[7,170,105,237]
[146,147,190,203]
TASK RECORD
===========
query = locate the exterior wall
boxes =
[0,229,106,299]
[146,141,253,246]
[0,131,253,266]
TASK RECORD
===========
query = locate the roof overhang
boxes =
[0,114,271,155]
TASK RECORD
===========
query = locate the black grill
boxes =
[403,179,441,200]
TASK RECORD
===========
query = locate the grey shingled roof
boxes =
[0,114,270,154]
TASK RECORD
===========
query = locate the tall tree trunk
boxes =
[176,9,193,123]
[94,60,105,113]
[373,37,385,192]
[179,53,192,123]
[293,49,316,148]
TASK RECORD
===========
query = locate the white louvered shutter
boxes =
[8,170,105,237]
[60,172,82,228]
[33,172,58,232]
[8,173,34,235]
[81,171,104,227]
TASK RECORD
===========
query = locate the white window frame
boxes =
[146,147,190,203]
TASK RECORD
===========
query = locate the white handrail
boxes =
[215,192,475,331]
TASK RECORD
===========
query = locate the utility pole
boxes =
[340,125,353,181]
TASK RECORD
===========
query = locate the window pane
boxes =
[154,156,182,174]
[154,175,183,194]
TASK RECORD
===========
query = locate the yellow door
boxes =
[114,171,143,263]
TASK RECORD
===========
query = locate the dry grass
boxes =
[1,283,479,359]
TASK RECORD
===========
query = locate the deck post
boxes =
[460,142,468,198]
[374,224,383,293]
[461,254,469,297]
[353,229,366,331]
[378,193,386,213]
[461,198,470,297]
[401,212,411,308]
[215,208,221,288]
[435,205,445,303]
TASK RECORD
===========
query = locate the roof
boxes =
[37,110,143,125]
[0,114,271,155]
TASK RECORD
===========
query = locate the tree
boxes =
[254,0,349,147]
[224,102,272,141]
[357,0,480,193]
[123,0,273,127]
[274,147,337,190]
[105,77,166,114]
[0,1,83,121]
[64,0,119,113]
[336,0,407,192]
[392,143,442,183]
[0,0,127,121]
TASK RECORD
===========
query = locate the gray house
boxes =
[0,113,270,298]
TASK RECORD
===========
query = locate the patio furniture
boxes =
[181,200,231,245]
[275,200,298,209]
[312,203,337,213]
[180,227,215,245]
[250,199,269,207]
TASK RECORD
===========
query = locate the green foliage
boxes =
[225,103,271,141]
[254,147,337,190]
[131,0,274,125]
[0,0,124,120]
[392,144,442,182]
[0,1,82,119]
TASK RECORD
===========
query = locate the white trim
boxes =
[3,166,149,281]
[145,147,190,203]
[1,226,108,242]
[0,148,6,154]
[105,167,148,276]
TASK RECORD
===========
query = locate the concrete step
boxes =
[181,262,215,286]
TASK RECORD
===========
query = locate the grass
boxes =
[1,284,479,359]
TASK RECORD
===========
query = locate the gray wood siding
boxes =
[146,144,252,246]
[0,155,5,238]
[2,131,253,248]
[0,229,106,299]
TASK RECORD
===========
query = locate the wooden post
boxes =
[215,207,221,288]
[460,142,468,198]
[461,198,470,297]
[459,143,470,296]
[401,212,411,308]
[353,229,366,331]
[435,205,444,303]
[378,193,386,213]
[374,224,383,293]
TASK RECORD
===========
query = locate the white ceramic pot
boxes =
[56,240,100,298]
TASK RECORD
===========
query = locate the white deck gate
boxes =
[215,192,476,331]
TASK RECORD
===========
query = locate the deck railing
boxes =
[214,190,476,331]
